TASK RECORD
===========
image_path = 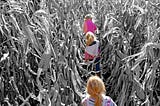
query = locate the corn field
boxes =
[0,0,160,106]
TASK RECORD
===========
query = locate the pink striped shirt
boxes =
[84,41,100,61]
[81,95,117,106]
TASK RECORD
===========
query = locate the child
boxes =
[84,32,100,71]
[83,14,97,34]
[81,76,117,106]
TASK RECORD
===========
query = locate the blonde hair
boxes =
[85,32,96,46]
[86,76,106,106]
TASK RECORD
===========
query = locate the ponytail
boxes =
[86,35,93,46]
[94,93,103,106]
[85,32,95,46]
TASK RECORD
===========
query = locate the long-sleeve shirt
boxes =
[83,19,97,34]
[81,94,117,106]
[84,40,100,61]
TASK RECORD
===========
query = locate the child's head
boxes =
[85,31,96,46]
[84,14,92,20]
[86,76,106,106]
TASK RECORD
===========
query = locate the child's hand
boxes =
[85,60,88,62]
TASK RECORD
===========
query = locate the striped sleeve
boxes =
[109,99,117,106]
[81,97,88,106]
[103,96,117,106]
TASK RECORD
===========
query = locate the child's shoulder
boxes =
[82,97,88,103]
[81,97,88,106]
[103,95,117,106]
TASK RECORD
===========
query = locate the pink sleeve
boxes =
[84,52,90,60]
[85,52,94,60]
[94,23,97,30]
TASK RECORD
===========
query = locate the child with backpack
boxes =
[84,32,100,72]
[81,75,117,106]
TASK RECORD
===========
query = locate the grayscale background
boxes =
[0,0,160,106]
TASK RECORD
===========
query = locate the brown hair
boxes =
[85,32,96,46]
[86,76,106,106]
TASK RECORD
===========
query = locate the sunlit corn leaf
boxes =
[132,5,145,14]
[71,70,83,97]
[141,95,150,106]
[139,61,148,80]
[134,15,142,30]
[144,61,158,90]
[9,14,23,35]
[0,52,9,62]
[0,14,7,25]
[37,89,47,104]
